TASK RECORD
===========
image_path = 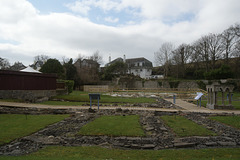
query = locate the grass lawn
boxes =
[0,146,240,160]
[192,92,240,110]
[209,116,240,129]
[161,115,216,137]
[40,100,85,106]
[78,115,145,137]
[193,100,240,110]
[0,114,69,145]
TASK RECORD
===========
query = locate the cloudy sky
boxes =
[0,0,240,66]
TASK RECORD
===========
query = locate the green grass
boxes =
[78,115,145,137]
[0,114,69,145]
[209,116,240,129]
[232,92,240,100]
[1,146,240,160]
[194,100,240,110]
[40,101,85,106]
[161,115,216,137]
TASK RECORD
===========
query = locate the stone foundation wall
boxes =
[118,80,199,89]
[178,81,199,89]
[0,90,56,102]
[1,106,240,156]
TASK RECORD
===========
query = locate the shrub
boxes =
[169,80,180,88]
[196,80,206,90]
[158,81,162,87]
[204,65,234,80]
[57,80,74,94]
[65,80,74,93]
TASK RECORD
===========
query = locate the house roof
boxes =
[75,59,99,65]
[82,59,99,64]
[126,57,153,68]
[106,57,152,68]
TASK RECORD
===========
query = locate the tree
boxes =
[204,64,234,80]
[233,23,240,37]
[221,25,239,64]
[233,41,240,58]
[89,50,103,65]
[10,62,26,71]
[206,33,224,69]
[102,61,127,80]
[32,55,49,70]
[194,34,222,71]
[172,44,192,78]
[0,57,10,70]
[63,58,77,80]
[154,42,174,78]
[40,59,64,78]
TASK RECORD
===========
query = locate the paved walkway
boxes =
[0,101,179,112]
[164,98,240,114]
[1,100,240,115]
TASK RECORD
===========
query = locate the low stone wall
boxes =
[1,106,240,156]
[178,81,199,89]
[0,90,56,103]
[121,80,199,90]
[84,85,110,92]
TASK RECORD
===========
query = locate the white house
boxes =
[106,56,153,79]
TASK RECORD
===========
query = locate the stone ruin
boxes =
[0,105,240,156]
[206,82,234,110]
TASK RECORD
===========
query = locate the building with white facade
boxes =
[106,56,153,79]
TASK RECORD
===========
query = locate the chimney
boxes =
[123,54,126,63]
[109,55,111,63]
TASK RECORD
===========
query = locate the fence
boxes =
[0,70,57,90]
[83,85,110,92]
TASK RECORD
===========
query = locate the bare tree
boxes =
[154,42,174,78]
[233,23,240,37]
[206,33,224,69]
[89,50,103,65]
[172,44,192,78]
[191,38,210,72]
[10,61,26,71]
[233,41,240,58]
[0,57,10,70]
[75,53,85,63]
[221,25,239,63]
[32,55,49,70]
[196,34,223,70]
[62,56,70,65]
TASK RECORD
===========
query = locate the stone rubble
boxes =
[0,107,239,156]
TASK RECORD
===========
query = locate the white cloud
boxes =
[104,17,119,23]
[66,0,122,15]
[0,0,240,66]
[65,1,91,15]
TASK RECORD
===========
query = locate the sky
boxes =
[0,0,240,66]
